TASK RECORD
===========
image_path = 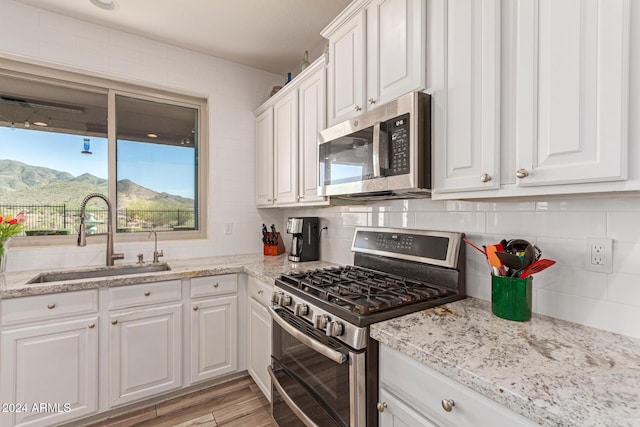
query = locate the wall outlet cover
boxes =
[585,238,613,274]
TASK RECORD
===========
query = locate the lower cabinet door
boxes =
[379,387,438,427]
[109,304,182,407]
[0,317,99,427]
[248,298,271,400]
[190,295,238,383]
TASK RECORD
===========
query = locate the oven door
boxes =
[269,306,366,427]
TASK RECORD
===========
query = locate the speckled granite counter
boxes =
[371,297,640,427]
[0,253,336,298]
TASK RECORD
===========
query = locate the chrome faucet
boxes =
[149,230,164,263]
[77,193,124,266]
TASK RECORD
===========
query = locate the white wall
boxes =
[0,0,283,270]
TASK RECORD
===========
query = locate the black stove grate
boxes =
[279,266,449,315]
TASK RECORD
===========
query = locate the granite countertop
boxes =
[0,253,336,298]
[371,297,640,427]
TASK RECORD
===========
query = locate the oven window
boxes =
[319,127,374,186]
[272,318,351,427]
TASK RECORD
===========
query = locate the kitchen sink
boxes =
[27,263,171,284]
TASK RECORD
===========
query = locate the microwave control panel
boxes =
[386,113,410,176]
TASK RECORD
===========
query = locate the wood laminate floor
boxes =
[87,376,271,427]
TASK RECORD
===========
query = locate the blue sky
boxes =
[0,127,195,198]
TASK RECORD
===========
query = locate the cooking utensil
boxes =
[495,251,524,270]
[520,259,556,278]
[463,238,487,256]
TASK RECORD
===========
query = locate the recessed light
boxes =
[147,133,158,138]
[33,121,48,127]
[89,0,117,10]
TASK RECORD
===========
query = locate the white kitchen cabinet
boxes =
[255,107,274,206]
[513,0,629,187]
[247,277,273,400]
[0,291,99,427]
[378,344,537,427]
[273,89,299,205]
[190,295,238,383]
[431,0,501,193]
[297,61,329,205]
[254,57,329,207]
[109,299,182,407]
[323,0,426,126]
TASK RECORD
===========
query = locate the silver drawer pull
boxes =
[193,306,199,311]
[144,291,151,296]
[47,303,56,309]
[258,290,264,295]
[441,399,455,412]
[213,283,219,288]
[376,402,387,413]
[88,323,96,329]
[516,168,529,179]
[111,320,118,325]
[480,173,492,182]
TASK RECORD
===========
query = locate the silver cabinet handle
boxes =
[480,173,492,182]
[376,402,388,413]
[144,291,151,296]
[258,290,264,295]
[111,320,118,325]
[47,303,56,309]
[441,399,455,412]
[354,105,362,112]
[516,168,529,179]
[88,323,96,329]
[267,199,273,202]
[193,306,199,311]
[213,283,219,288]
[368,98,376,105]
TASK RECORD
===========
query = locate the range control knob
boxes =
[271,291,282,305]
[278,294,292,307]
[294,303,309,316]
[326,320,344,337]
[312,314,329,329]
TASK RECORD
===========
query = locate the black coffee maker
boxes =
[286,217,320,262]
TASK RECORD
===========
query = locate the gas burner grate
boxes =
[279,266,449,315]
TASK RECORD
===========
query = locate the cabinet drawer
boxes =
[379,345,537,427]
[108,280,181,310]
[248,276,273,307]
[1,290,98,326]
[190,274,237,299]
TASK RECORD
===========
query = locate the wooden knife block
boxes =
[264,232,286,256]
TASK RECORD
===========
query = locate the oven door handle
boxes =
[268,365,320,427]
[269,306,348,364]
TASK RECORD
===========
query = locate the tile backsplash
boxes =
[280,195,640,339]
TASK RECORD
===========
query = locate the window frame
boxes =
[0,60,208,248]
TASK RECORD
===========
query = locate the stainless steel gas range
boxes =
[268,227,466,427]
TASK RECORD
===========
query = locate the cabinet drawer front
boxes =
[1,290,98,326]
[190,274,237,299]
[247,277,273,307]
[108,280,181,310]
[380,345,537,427]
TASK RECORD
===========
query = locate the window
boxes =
[0,65,205,244]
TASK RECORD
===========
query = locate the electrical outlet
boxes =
[585,238,613,273]
[224,223,233,235]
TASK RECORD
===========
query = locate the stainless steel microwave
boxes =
[318,91,431,199]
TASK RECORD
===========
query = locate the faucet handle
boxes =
[137,253,144,264]
[112,253,125,262]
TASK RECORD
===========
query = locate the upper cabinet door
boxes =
[366,0,426,108]
[273,91,299,205]
[298,64,328,205]
[514,0,630,187]
[432,0,501,193]
[255,108,274,206]
[327,10,366,125]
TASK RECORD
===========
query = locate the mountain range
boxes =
[0,159,193,208]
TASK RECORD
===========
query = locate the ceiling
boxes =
[17,0,351,76]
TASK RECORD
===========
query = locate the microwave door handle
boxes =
[269,306,348,364]
[372,122,381,177]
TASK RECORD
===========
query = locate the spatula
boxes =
[495,251,523,270]
[519,259,556,278]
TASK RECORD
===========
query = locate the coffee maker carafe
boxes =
[286,217,319,262]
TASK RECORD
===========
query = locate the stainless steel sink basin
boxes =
[27,263,171,284]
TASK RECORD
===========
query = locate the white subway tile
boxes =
[608,273,640,308]
[415,211,486,233]
[486,212,606,239]
[609,213,640,242]
[613,242,640,274]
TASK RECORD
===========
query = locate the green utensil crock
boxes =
[491,275,532,321]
